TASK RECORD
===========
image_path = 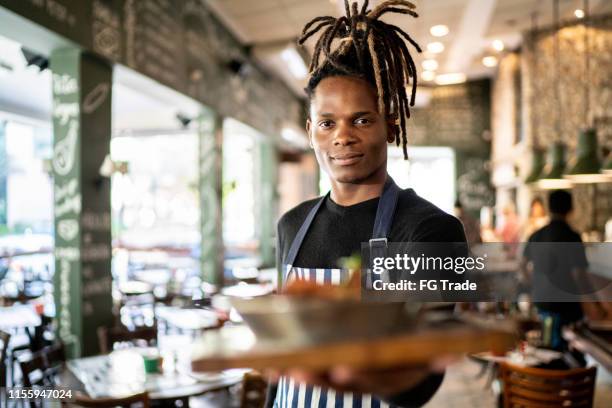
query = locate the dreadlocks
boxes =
[298,0,421,159]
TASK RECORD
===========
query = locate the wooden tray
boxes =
[191,315,517,372]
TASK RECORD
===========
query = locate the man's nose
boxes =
[333,121,356,145]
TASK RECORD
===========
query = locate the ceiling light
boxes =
[430,25,449,37]
[575,9,585,19]
[280,47,307,79]
[426,42,445,54]
[492,40,505,52]
[482,56,498,67]
[435,73,466,85]
[421,70,436,81]
[421,59,438,71]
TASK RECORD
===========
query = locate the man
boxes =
[453,200,482,247]
[522,190,586,351]
[268,1,467,407]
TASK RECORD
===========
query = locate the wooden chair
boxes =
[0,330,10,405]
[72,391,150,408]
[19,349,48,388]
[43,342,66,384]
[500,362,597,408]
[0,330,10,381]
[97,326,157,354]
[19,350,49,408]
[240,371,268,408]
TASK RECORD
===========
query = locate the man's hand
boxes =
[266,356,456,398]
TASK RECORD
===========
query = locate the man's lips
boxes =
[330,153,364,166]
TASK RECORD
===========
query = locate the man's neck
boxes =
[551,214,568,222]
[329,170,388,206]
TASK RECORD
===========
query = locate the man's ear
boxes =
[306,119,314,148]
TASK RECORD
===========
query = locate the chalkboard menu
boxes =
[406,80,494,216]
[51,48,114,357]
[1,0,92,46]
[455,153,495,217]
[0,0,303,136]
[122,0,186,91]
[410,80,491,154]
[0,121,6,226]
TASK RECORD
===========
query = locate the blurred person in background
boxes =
[522,190,607,357]
[453,200,481,247]
[523,197,548,240]
[497,202,520,258]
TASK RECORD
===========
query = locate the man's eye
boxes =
[355,118,371,125]
[319,120,334,129]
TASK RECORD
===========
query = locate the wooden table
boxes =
[221,283,275,298]
[60,348,246,404]
[469,346,563,368]
[132,269,172,286]
[563,321,612,372]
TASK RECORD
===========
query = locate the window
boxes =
[0,119,53,246]
[110,134,199,248]
[222,118,258,248]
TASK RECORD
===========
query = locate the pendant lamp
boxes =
[565,128,609,182]
[525,147,545,183]
[603,152,612,174]
[525,13,545,185]
[538,142,572,189]
[564,0,609,183]
[538,0,571,190]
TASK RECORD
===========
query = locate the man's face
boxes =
[307,76,394,184]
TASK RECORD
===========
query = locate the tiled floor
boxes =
[426,357,612,408]
[424,358,497,408]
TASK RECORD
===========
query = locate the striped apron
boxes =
[274,177,401,408]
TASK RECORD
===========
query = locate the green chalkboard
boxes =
[51,48,113,358]
[0,121,6,226]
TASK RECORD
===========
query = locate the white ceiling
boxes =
[207,0,612,92]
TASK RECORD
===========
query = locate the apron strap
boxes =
[283,176,401,283]
[371,177,400,239]
[283,193,328,269]
[368,177,400,285]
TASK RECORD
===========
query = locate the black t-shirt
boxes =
[523,219,587,320]
[269,188,466,408]
[277,188,467,270]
